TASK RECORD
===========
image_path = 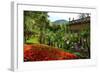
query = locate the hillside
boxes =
[53,19,69,25]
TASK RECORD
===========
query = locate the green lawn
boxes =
[26,37,39,44]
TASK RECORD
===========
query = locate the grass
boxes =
[26,37,39,44]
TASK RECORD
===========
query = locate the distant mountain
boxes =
[53,19,69,25]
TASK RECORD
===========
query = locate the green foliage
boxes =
[24,11,90,59]
[24,11,49,44]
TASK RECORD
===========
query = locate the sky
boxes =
[48,12,80,22]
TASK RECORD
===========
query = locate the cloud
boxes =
[48,12,80,22]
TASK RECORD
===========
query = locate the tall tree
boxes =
[78,13,90,19]
[24,11,49,44]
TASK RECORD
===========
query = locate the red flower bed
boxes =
[24,44,78,62]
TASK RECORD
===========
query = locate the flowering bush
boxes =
[24,44,78,62]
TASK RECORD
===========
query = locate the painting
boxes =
[24,11,90,62]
